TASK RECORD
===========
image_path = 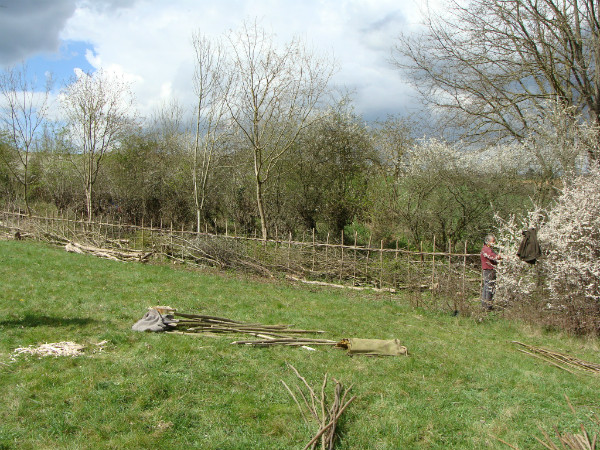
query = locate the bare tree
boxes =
[0,63,52,214]
[61,69,136,221]
[150,97,186,156]
[224,21,336,240]
[372,115,417,179]
[190,32,230,232]
[393,0,600,157]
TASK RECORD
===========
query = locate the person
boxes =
[481,234,501,310]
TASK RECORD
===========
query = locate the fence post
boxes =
[379,239,384,289]
[394,240,399,289]
[462,240,468,311]
[312,228,316,272]
[352,231,358,286]
[339,230,344,283]
[287,231,292,270]
[103,215,108,242]
[181,224,185,261]
[431,235,436,294]
[150,219,154,248]
[365,235,372,282]
[407,239,412,292]
[325,232,330,268]
[419,241,424,297]
[448,241,454,310]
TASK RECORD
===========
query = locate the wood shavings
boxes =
[13,341,85,358]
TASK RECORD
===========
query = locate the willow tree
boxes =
[61,69,136,221]
[224,21,335,240]
[393,0,600,158]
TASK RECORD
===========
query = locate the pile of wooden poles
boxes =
[513,341,600,374]
[65,241,152,262]
[166,310,338,347]
[282,363,356,450]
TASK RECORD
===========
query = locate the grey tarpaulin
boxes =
[132,308,177,332]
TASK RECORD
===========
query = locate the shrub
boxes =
[495,164,600,334]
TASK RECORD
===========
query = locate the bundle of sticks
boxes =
[513,341,600,374]
[66,241,152,262]
[282,364,356,450]
[163,310,337,347]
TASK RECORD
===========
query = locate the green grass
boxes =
[0,240,599,449]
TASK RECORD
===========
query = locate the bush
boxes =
[496,164,600,334]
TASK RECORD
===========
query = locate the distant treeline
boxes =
[0,108,543,251]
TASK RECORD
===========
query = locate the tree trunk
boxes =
[255,175,268,241]
[85,185,92,223]
[23,160,31,217]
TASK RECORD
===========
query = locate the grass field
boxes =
[1,240,599,449]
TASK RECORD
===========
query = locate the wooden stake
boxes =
[365,234,372,281]
[312,228,316,272]
[352,231,358,286]
[394,240,399,289]
[325,232,330,268]
[431,235,436,294]
[287,232,292,270]
[339,230,344,283]
[379,239,384,289]
[462,241,467,311]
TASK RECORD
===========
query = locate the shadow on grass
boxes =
[0,314,97,328]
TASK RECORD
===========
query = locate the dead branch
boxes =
[283,363,356,450]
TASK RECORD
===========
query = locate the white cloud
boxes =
[84,49,102,68]
[54,0,434,120]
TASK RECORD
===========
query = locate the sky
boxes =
[0,0,432,122]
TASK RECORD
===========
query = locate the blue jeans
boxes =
[481,269,496,309]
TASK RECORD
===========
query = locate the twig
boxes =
[302,396,356,450]
[281,380,310,426]
[283,364,356,450]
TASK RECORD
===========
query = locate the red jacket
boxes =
[481,244,499,270]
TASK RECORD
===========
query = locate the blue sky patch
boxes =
[26,40,96,91]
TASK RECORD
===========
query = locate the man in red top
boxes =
[481,234,501,310]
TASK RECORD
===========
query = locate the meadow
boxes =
[1,240,598,449]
